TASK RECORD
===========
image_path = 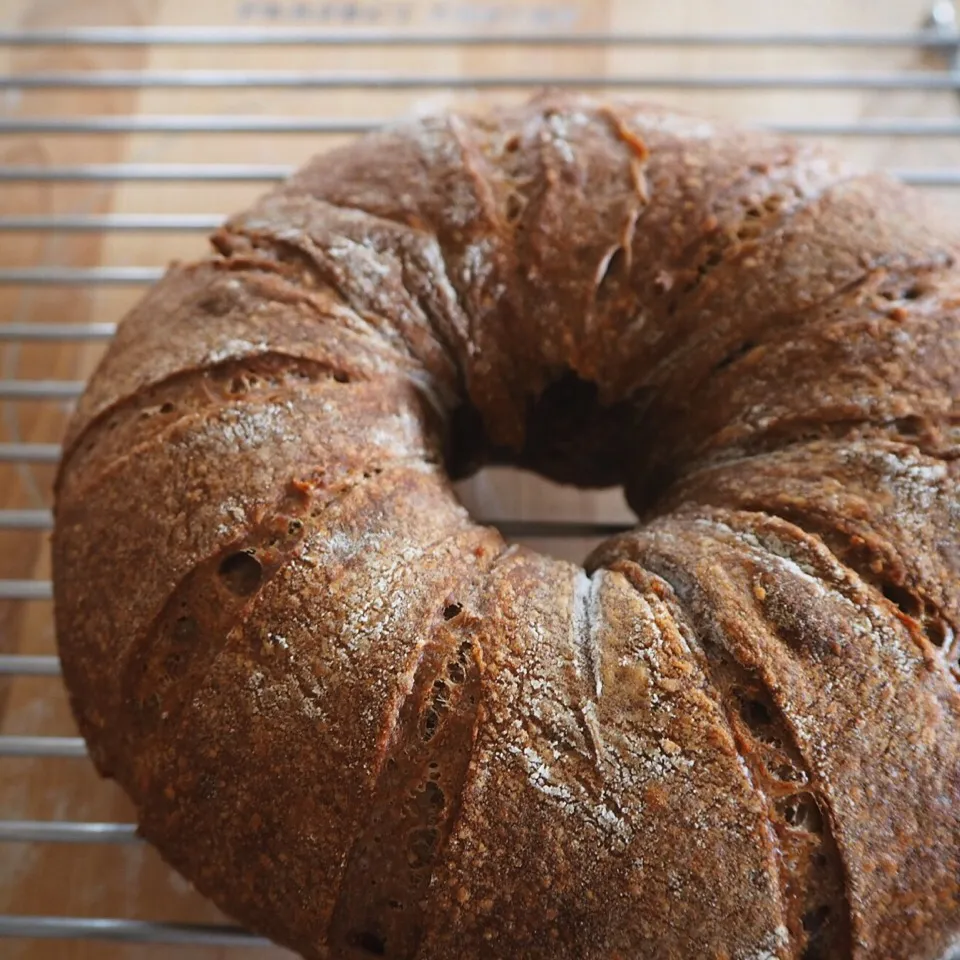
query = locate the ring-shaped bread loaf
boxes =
[53,95,960,960]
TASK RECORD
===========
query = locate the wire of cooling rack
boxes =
[3,163,960,185]
[4,69,960,89]
[7,115,960,135]
[2,2,960,951]
[0,26,958,46]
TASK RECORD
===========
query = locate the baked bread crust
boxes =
[53,94,960,960]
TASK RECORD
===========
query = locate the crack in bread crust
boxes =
[58,351,358,487]
[116,460,429,797]
[605,555,854,960]
[327,604,484,960]
[696,645,852,960]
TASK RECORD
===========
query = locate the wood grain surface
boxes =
[0,0,957,957]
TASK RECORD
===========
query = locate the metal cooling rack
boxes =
[1,1,959,952]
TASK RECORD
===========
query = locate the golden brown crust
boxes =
[53,94,960,959]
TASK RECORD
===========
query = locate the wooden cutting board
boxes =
[1,0,956,957]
